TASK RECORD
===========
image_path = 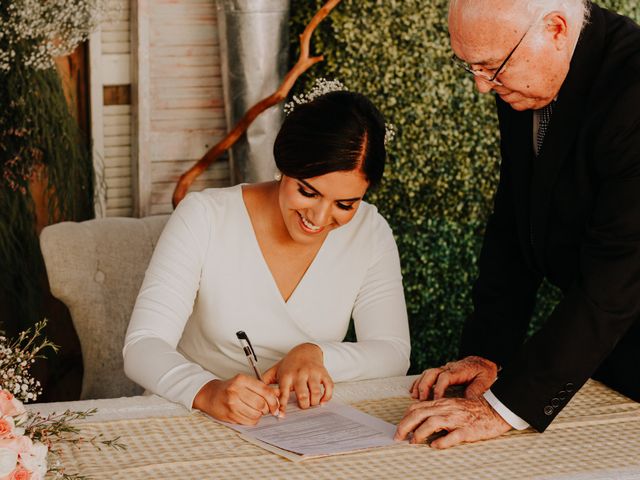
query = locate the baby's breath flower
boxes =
[384,123,397,147]
[0,320,57,403]
[0,0,107,72]
[284,78,347,115]
[284,78,397,147]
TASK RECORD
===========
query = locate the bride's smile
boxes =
[277,171,368,245]
[297,211,323,233]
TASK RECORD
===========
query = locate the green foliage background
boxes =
[0,62,94,333]
[289,1,640,373]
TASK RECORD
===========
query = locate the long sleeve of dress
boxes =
[123,193,217,410]
[314,219,411,381]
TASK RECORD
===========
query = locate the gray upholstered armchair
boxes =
[40,215,169,399]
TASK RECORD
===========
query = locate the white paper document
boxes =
[222,399,399,461]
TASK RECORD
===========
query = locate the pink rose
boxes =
[0,393,24,418]
[0,447,18,478]
[0,419,15,439]
[8,468,30,480]
[17,442,46,480]
[0,438,32,456]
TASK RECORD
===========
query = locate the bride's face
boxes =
[278,170,369,245]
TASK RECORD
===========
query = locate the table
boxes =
[29,376,640,480]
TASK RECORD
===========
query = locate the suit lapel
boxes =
[528,4,605,271]
[529,89,586,269]
[499,102,539,272]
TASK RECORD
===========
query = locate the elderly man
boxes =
[396,0,640,448]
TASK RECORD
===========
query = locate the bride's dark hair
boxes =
[273,91,387,187]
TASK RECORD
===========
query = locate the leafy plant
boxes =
[0,1,103,330]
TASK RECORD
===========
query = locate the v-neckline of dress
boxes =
[237,185,330,306]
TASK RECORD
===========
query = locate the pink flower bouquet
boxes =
[0,322,124,479]
[0,390,47,480]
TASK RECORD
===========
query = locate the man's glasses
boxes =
[451,19,536,86]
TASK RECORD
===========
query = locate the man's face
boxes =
[448,3,572,111]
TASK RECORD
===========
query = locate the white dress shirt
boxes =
[484,389,530,430]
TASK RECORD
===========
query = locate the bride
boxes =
[123,88,410,425]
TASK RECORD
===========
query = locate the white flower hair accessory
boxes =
[384,123,396,147]
[284,78,346,115]
[284,78,396,146]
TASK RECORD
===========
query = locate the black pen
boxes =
[236,330,281,417]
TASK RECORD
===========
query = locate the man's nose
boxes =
[474,76,495,94]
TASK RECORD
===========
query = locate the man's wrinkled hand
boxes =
[410,355,498,401]
[394,396,512,448]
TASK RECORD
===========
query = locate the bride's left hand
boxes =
[263,343,334,416]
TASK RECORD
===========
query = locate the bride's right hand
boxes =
[193,375,280,425]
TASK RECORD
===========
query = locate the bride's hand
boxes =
[263,343,334,415]
[193,375,280,425]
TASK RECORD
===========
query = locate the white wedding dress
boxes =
[123,185,411,410]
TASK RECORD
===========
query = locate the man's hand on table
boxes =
[394,395,512,448]
[410,355,498,401]
[397,355,511,448]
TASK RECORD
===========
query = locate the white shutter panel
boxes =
[133,0,230,217]
[91,0,230,218]
[91,0,133,217]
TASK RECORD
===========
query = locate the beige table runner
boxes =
[50,380,640,480]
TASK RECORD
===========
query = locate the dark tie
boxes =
[536,101,554,156]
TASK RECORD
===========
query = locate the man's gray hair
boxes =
[527,0,590,29]
[450,0,589,30]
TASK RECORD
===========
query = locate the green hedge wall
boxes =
[289,1,640,373]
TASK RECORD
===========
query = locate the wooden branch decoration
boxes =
[172,0,342,208]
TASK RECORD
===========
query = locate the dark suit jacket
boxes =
[460,2,640,432]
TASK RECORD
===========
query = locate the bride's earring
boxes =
[274,170,282,181]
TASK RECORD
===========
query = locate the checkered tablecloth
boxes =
[31,377,640,480]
